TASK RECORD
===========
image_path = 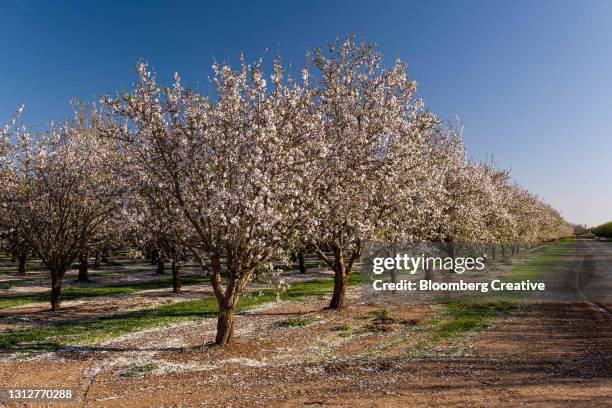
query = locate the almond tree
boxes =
[0,105,24,157]
[394,123,465,243]
[104,58,317,345]
[0,226,31,275]
[480,164,517,258]
[5,110,123,310]
[436,155,570,255]
[130,189,190,293]
[306,36,437,308]
[0,107,31,274]
[0,105,24,224]
[424,125,503,263]
[76,215,125,282]
[533,201,571,242]
[506,186,548,247]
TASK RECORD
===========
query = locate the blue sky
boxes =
[2,0,611,226]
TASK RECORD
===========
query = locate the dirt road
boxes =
[576,237,612,313]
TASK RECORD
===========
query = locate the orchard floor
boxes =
[0,240,610,407]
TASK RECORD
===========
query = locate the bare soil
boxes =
[0,294,609,407]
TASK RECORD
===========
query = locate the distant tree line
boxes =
[591,222,612,238]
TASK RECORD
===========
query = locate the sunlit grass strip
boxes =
[418,239,575,346]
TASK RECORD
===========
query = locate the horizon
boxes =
[2,0,611,226]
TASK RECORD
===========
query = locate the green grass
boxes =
[0,277,48,290]
[428,299,517,342]
[0,265,48,274]
[0,275,210,310]
[502,238,574,282]
[334,323,352,331]
[334,322,352,337]
[365,308,390,319]
[0,291,272,352]
[281,272,361,300]
[418,239,574,347]
[279,316,312,327]
[120,362,158,377]
[0,273,361,352]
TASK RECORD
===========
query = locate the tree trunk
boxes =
[215,307,236,346]
[18,255,26,275]
[214,280,240,346]
[447,243,458,274]
[317,241,362,310]
[208,252,238,346]
[390,244,398,287]
[480,248,487,262]
[297,250,307,274]
[208,249,254,347]
[491,245,497,261]
[50,269,66,312]
[78,250,90,282]
[330,271,348,309]
[94,252,101,269]
[329,247,348,309]
[501,245,506,259]
[150,247,159,265]
[156,253,165,275]
[171,259,181,293]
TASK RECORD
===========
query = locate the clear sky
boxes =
[2,0,611,226]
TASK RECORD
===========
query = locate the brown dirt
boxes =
[0,294,609,407]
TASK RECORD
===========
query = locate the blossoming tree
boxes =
[4,110,124,310]
[104,59,318,345]
[306,36,437,308]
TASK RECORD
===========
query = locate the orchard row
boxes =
[0,36,571,346]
